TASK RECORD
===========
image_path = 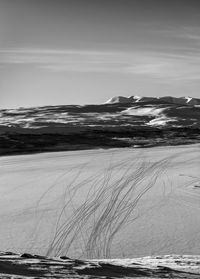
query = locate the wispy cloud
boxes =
[176,26,200,43]
[0,47,200,82]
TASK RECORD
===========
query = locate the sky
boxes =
[0,0,200,108]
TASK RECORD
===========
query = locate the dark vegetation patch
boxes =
[0,127,199,156]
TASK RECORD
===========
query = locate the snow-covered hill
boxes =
[0,96,199,155]
[0,96,200,130]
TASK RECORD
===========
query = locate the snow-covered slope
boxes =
[0,96,199,155]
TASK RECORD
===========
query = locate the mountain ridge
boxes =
[105,95,200,106]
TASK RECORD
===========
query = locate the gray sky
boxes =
[0,0,200,108]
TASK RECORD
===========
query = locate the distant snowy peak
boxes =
[105,95,200,105]
[104,95,160,104]
[180,96,200,105]
[105,95,154,104]
[183,96,192,103]
[131,95,142,102]
[105,96,133,104]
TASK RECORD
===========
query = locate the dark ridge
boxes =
[0,127,199,156]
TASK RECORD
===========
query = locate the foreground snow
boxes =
[0,252,200,278]
[0,144,199,260]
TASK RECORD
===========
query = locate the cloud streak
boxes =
[1,48,200,82]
